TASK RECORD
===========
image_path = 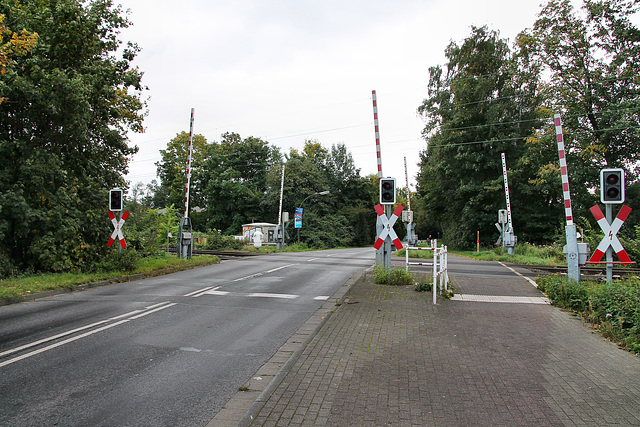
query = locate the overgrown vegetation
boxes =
[374,265,439,295]
[374,265,414,286]
[537,275,640,354]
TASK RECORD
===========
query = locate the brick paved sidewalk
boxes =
[222,256,640,426]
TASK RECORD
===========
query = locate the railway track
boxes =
[165,248,261,259]
[510,263,640,279]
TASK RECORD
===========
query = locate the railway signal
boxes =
[109,188,123,211]
[379,177,396,205]
[600,168,625,204]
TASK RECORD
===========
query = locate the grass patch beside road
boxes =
[0,253,220,303]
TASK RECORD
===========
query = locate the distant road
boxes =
[0,248,374,426]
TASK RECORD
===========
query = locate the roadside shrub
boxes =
[374,265,414,286]
[537,274,640,354]
[197,229,244,250]
[414,280,432,293]
[93,247,139,273]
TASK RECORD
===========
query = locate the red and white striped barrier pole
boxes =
[554,114,573,225]
[184,108,195,219]
[555,113,580,281]
[372,90,383,180]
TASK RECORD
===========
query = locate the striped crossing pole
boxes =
[372,90,383,180]
[555,113,580,281]
[372,90,388,265]
[184,108,195,219]
[554,114,573,225]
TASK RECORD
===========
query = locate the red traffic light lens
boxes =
[382,182,392,190]
[606,174,619,185]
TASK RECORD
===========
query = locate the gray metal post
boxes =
[376,215,383,265]
[117,211,122,258]
[565,224,580,282]
[383,205,392,269]
[606,204,613,283]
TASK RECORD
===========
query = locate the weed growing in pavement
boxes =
[414,281,432,293]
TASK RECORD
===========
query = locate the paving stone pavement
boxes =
[228,256,640,426]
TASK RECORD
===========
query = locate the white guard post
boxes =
[405,245,449,305]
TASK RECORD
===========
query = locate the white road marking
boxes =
[247,293,298,299]
[203,290,230,296]
[0,302,176,368]
[184,286,216,297]
[451,294,550,304]
[314,296,330,301]
[499,262,538,287]
[233,264,297,282]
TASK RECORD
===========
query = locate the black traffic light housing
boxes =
[600,169,625,204]
[109,188,123,211]
[379,177,396,205]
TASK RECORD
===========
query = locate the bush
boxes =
[374,265,414,286]
[537,274,640,354]
[414,280,432,293]
[196,229,245,250]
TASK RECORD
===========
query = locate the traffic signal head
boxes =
[600,168,625,204]
[379,178,396,205]
[109,188,123,211]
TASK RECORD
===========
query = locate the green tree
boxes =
[154,131,209,216]
[201,132,280,234]
[0,13,37,94]
[417,26,546,249]
[0,0,146,275]
[278,141,378,248]
[518,0,640,193]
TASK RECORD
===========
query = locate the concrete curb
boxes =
[207,266,372,427]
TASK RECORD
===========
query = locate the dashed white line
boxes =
[233,264,297,282]
[247,293,298,300]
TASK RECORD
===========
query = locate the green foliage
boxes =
[416,1,640,251]
[374,265,414,286]
[153,132,209,219]
[195,229,245,251]
[414,280,432,293]
[0,0,147,276]
[537,274,640,354]
[416,26,550,249]
[199,132,280,235]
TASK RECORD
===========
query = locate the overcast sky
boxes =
[118,0,565,192]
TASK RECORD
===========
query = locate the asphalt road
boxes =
[0,248,375,426]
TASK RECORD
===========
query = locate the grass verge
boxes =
[0,253,220,303]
